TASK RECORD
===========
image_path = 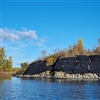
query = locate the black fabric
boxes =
[74,63,83,74]
[89,55,100,73]
[23,55,100,75]
[52,57,76,74]
[76,55,90,63]
[90,63,100,73]
[89,55,100,63]
[23,60,52,75]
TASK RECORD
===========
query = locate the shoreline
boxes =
[0,71,17,76]
[15,71,100,79]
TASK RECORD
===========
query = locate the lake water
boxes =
[0,76,100,100]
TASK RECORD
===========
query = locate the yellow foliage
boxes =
[46,57,56,66]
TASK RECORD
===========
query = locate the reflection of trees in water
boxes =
[0,76,12,82]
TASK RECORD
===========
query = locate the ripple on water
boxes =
[0,76,100,100]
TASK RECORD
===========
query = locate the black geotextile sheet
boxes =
[52,56,90,74]
[23,55,100,75]
[23,60,52,75]
[76,55,90,63]
[89,55,100,73]
[52,57,76,74]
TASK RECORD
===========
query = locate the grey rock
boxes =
[54,71,65,78]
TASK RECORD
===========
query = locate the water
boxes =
[0,76,100,100]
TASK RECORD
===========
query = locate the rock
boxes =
[54,71,65,78]
[82,74,88,79]
[33,74,40,78]
[65,73,73,78]
[65,73,70,78]
[93,73,98,78]
[23,75,30,77]
[40,72,45,78]
[87,73,94,78]
[45,75,52,78]
[45,70,51,76]
[18,75,23,77]
[74,74,82,79]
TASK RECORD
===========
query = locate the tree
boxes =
[41,50,47,59]
[93,38,100,54]
[21,62,28,69]
[98,38,100,47]
[0,48,13,71]
[73,44,78,54]
[7,56,13,71]
[0,48,6,70]
[77,38,84,54]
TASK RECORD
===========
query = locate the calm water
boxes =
[0,76,100,100]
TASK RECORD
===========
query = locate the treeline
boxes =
[38,38,100,60]
[67,38,100,56]
[0,48,13,71]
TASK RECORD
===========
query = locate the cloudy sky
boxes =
[0,0,100,67]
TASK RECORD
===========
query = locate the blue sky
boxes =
[0,0,100,67]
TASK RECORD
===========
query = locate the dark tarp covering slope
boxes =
[89,55,100,73]
[23,55,100,75]
[23,60,52,75]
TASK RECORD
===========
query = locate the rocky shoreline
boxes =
[15,71,100,79]
[15,55,100,80]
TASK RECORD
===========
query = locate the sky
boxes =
[0,0,100,67]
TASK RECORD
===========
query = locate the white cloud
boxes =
[0,28,48,47]
[36,38,47,47]
[0,28,38,42]
[18,30,38,39]
[0,28,20,41]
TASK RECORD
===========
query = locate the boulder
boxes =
[53,71,65,78]
[93,73,98,78]
[74,74,82,79]
[65,73,74,78]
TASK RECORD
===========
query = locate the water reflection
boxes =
[0,75,12,81]
[0,77,100,100]
[21,77,100,83]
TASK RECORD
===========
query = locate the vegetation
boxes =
[93,38,100,54]
[40,38,100,65]
[16,62,29,75]
[0,48,13,71]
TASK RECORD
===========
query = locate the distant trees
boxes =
[41,50,47,59]
[93,38,100,54]
[0,48,13,71]
[77,38,84,54]
[67,38,85,55]
[21,62,28,69]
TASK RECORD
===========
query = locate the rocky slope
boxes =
[16,55,100,79]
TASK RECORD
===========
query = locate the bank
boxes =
[15,55,100,79]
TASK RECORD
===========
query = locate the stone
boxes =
[93,73,98,78]
[18,75,23,77]
[40,72,45,78]
[45,70,51,76]
[74,74,82,79]
[87,73,94,78]
[33,74,40,78]
[23,75,30,77]
[54,71,65,78]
